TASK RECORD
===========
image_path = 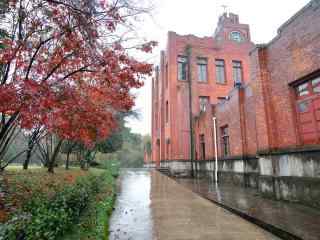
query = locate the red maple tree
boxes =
[0,0,156,156]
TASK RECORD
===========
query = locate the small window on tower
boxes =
[230,31,243,42]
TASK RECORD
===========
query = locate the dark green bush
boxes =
[60,169,117,240]
[0,172,108,240]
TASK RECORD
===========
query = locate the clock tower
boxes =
[214,12,251,43]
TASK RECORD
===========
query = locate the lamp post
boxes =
[212,117,218,183]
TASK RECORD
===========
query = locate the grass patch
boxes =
[6,165,42,171]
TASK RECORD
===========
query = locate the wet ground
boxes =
[110,169,279,240]
[176,177,320,240]
[109,169,153,240]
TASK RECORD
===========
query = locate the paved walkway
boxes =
[176,177,320,240]
[151,171,279,240]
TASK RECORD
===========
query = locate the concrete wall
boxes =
[160,160,192,177]
[258,150,320,209]
[162,149,320,209]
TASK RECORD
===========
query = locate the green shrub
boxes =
[0,172,109,240]
[60,168,117,240]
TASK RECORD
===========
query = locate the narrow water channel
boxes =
[109,169,153,240]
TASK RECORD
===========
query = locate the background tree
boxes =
[143,135,152,156]
[108,127,145,168]
[60,140,78,170]
[36,134,63,172]
[22,126,47,170]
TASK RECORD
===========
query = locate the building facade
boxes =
[151,0,320,207]
[212,0,320,208]
[151,13,254,175]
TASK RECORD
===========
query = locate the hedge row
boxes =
[0,171,114,240]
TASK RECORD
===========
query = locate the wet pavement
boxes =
[176,177,320,240]
[109,169,153,240]
[110,169,280,240]
[151,171,280,240]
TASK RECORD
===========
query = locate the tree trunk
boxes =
[48,139,63,173]
[23,148,32,170]
[23,142,35,170]
[79,149,87,170]
[65,152,70,170]
[80,158,86,170]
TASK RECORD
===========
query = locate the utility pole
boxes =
[186,45,195,178]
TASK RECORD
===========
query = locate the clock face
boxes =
[229,31,243,42]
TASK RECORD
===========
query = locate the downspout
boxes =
[186,45,195,178]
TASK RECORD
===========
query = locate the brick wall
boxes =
[194,105,215,161]
[215,0,320,158]
[151,17,254,163]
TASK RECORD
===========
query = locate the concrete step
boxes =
[157,168,170,176]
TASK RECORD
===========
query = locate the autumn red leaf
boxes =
[0,0,156,146]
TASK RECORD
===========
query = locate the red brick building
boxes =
[151,13,254,175]
[152,0,320,207]
[212,0,320,208]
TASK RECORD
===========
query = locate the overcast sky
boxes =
[126,0,309,136]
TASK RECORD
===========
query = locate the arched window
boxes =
[229,31,243,42]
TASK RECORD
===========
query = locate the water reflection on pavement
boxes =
[109,168,153,240]
[176,177,320,240]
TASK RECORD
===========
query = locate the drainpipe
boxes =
[186,45,195,178]
[212,117,218,183]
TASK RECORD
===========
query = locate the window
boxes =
[199,134,206,160]
[178,56,187,81]
[166,101,169,123]
[298,101,310,113]
[197,58,208,82]
[199,96,209,112]
[232,61,243,85]
[215,59,226,84]
[230,31,243,42]
[221,126,230,156]
[296,77,320,98]
[296,83,309,96]
[312,77,320,93]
